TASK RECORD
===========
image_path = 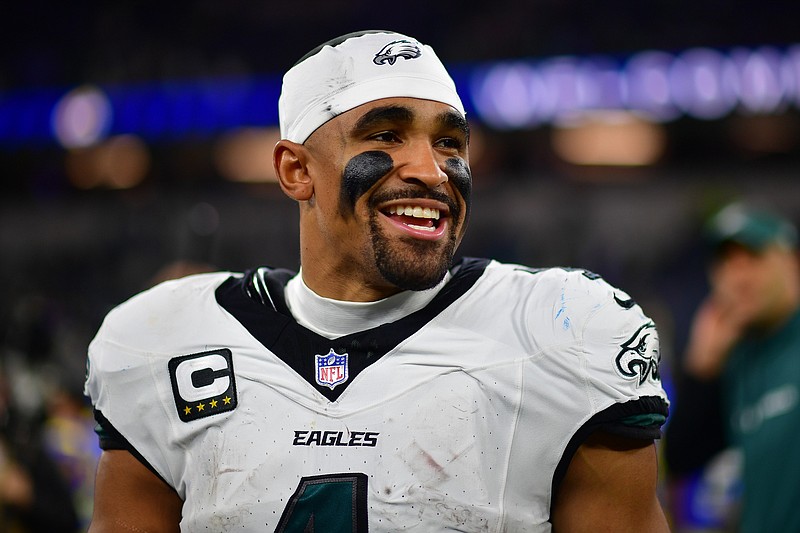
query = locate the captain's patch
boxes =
[615,321,660,385]
[169,349,238,422]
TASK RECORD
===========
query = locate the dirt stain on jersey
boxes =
[401,441,451,485]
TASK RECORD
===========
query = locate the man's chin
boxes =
[373,241,454,292]
[380,268,447,291]
[380,265,449,292]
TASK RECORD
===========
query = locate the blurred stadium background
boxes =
[1,1,799,530]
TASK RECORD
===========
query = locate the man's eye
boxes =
[436,137,463,150]
[369,131,400,143]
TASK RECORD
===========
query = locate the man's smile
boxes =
[377,198,451,240]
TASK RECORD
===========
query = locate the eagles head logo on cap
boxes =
[373,39,422,65]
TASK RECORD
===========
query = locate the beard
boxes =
[366,192,463,292]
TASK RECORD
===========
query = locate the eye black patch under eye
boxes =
[340,151,394,213]
[445,157,472,216]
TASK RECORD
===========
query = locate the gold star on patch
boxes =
[184,406,192,415]
[223,396,231,405]
[210,399,218,408]
[196,402,205,411]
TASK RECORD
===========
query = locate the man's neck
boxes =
[286,269,449,338]
[301,267,402,302]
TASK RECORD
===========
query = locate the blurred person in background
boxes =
[666,202,800,532]
[40,384,101,532]
[0,368,79,532]
[1,291,99,532]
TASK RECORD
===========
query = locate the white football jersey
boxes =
[85,258,668,532]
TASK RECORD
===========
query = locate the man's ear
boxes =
[274,140,314,201]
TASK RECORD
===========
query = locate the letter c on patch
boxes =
[175,353,230,402]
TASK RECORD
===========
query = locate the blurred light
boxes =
[3,44,800,147]
[786,44,800,107]
[551,111,666,166]
[213,127,280,183]
[625,51,681,121]
[540,58,585,120]
[0,88,63,145]
[669,48,738,119]
[104,76,281,141]
[728,114,799,154]
[730,47,786,114]
[471,63,544,128]
[578,57,626,110]
[51,85,112,148]
[65,135,150,189]
[470,43,800,131]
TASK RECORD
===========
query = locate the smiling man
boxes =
[85,30,670,532]
[278,97,470,299]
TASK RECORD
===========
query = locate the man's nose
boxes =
[395,141,448,189]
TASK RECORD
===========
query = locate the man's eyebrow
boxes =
[438,110,470,142]
[351,105,413,135]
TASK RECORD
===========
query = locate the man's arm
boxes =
[89,450,183,533]
[551,431,670,532]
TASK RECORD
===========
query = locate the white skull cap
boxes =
[279,30,465,143]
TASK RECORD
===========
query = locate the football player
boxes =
[86,30,670,532]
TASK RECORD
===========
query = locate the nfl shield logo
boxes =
[315,349,349,389]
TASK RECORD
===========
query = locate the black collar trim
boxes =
[215,257,490,401]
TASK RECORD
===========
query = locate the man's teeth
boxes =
[386,205,440,220]
[407,223,436,232]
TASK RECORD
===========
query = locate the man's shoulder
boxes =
[482,259,607,281]
[114,270,233,314]
[94,271,237,351]
[476,259,656,349]
[479,260,621,304]
[472,260,668,421]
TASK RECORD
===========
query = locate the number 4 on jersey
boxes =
[276,473,368,532]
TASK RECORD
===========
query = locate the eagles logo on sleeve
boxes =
[169,349,238,422]
[615,321,661,385]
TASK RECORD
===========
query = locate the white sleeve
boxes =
[84,272,234,495]
[573,271,669,437]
